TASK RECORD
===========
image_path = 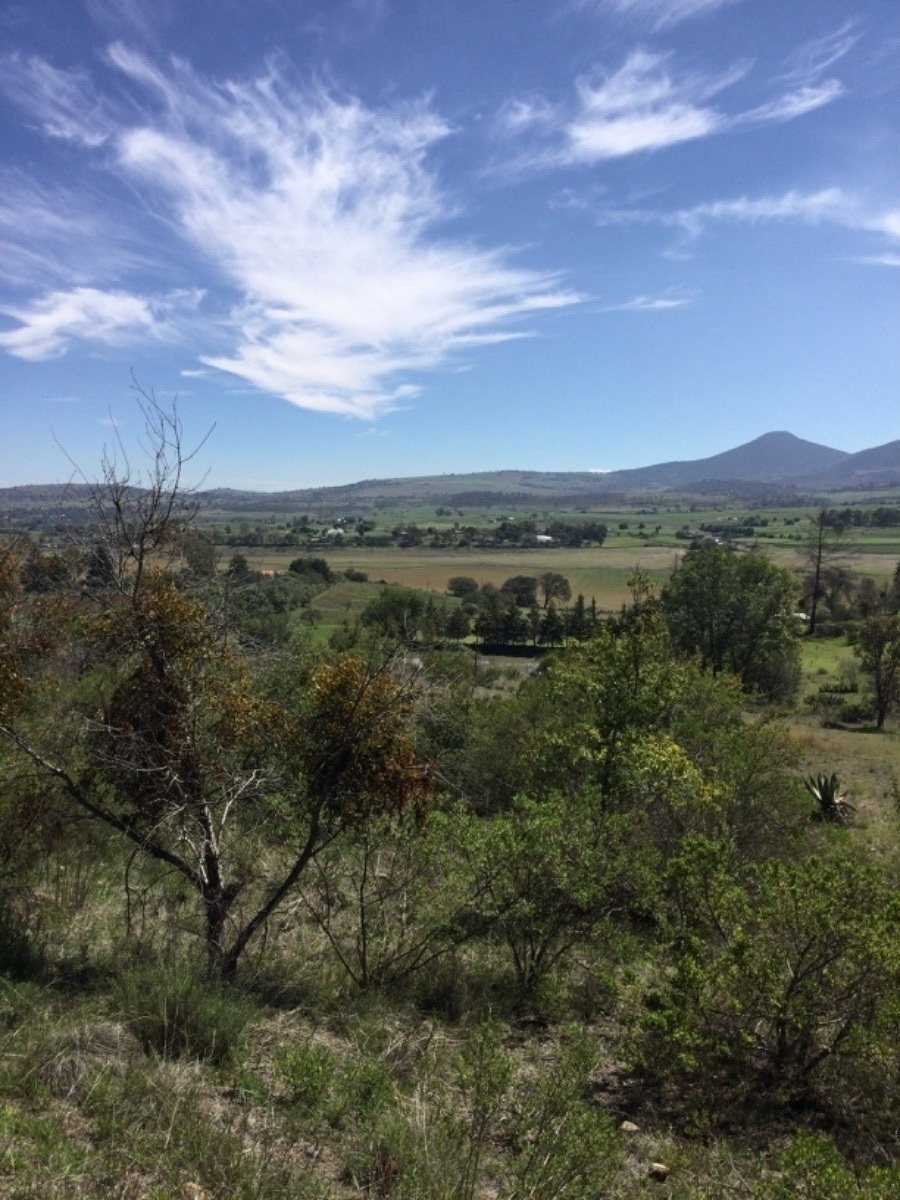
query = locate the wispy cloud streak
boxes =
[0,48,581,416]
[588,187,900,252]
[0,286,202,360]
[501,43,844,167]
[607,294,691,310]
[579,0,741,30]
[0,54,114,146]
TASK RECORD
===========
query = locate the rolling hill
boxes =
[2,432,899,519]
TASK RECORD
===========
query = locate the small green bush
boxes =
[114,963,252,1065]
[769,1135,900,1200]
[275,1041,335,1111]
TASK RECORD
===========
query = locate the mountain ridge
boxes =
[2,432,898,512]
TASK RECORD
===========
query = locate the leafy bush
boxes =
[275,1040,335,1111]
[642,845,900,1115]
[768,1135,900,1200]
[506,1032,621,1200]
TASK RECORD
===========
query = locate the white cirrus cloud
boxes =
[737,79,844,125]
[577,0,742,30]
[869,210,900,241]
[672,188,852,233]
[623,294,690,310]
[587,188,900,258]
[104,49,581,417]
[565,51,733,161]
[781,21,863,87]
[0,54,114,146]
[0,174,144,290]
[1,46,582,417]
[501,44,845,169]
[855,254,900,267]
[0,286,203,361]
[602,294,691,311]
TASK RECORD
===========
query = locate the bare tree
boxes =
[798,509,853,636]
[60,380,211,599]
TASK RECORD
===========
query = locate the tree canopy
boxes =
[662,545,800,701]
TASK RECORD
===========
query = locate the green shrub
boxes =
[275,1040,335,1111]
[769,1135,900,1200]
[642,846,900,1118]
[329,1054,394,1127]
[505,1031,621,1200]
[114,963,252,1065]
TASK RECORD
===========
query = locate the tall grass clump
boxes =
[114,961,253,1065]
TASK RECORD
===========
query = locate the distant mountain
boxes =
[586,432,849,492]
[803,440,900,489]
[2,432,898,518]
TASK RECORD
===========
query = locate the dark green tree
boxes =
[662,545,800,701]
[566,593,591,642]
[538,605,566,647]
[446,605,471,641]
[448,575,479,598]
[360,586,426,643]
[288,555,334,585]
[500,575,539,608]
[178,528,217,579]
[499,599,530,646]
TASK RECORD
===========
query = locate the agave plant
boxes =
[804,773,855,824]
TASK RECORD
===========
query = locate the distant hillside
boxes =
[803,440,900,489]
[588,432,848,492]
[3,431,898,519]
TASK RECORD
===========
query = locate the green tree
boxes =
[288,555,334,585]
[499,599,530,645]
[178,528,217,578]
[539,571,571,609]
[446,605,471,641]
[500,575,539,608]
[538,605,566,647]
[662,545,800,701]
[448,575,479,598]
[645,846,900,1107]
[532,599,685,802]
[467,791,631,998]
[566,593,591,642]
[360,586,426,643]
[473,591,504,644]
[855,613,900,728]
[0,402,432,980]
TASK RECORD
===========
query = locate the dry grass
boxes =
[789,712,900,862]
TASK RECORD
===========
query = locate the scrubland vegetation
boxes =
[3,405,900,1197]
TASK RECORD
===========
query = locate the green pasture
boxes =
[799,633,854,688]
[243,544,680,612]
[303,579,396,640]
[238,519,899,618]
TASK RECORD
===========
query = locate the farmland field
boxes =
[239,544,680,611]
[236,534,898,614]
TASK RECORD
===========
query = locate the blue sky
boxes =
[1,0,898,490]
